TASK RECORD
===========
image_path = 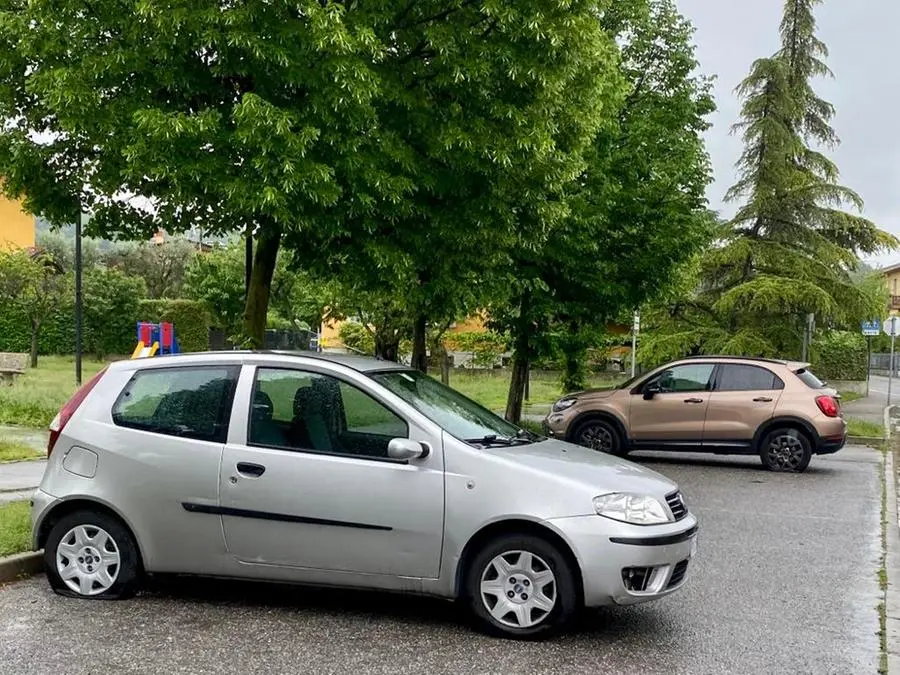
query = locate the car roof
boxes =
[112,350,411,374]
[678,355,810,372]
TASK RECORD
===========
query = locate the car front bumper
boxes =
[548,512,699,607]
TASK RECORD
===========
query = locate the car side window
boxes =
[655,364,715,393]
[716,365,783,391]
[112,366,239,443]
[249,368,409,459]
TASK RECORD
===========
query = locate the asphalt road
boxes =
[0,446,883,675]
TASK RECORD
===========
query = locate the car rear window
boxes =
[794,368,826,389]
[112,366,240,443]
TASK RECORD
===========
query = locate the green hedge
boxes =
[138,299,210,353]
[813,330,867,381]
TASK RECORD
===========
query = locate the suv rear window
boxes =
[112,366,240,443]
[795,368,826,389]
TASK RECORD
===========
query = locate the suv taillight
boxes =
[48,367,108,456]
[815,395,840,418]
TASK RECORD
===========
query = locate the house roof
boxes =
[881,261,900,275]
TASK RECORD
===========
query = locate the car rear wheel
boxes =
[573,418,628,457]
[759,428,812,473]
[44,510,141,599]
[464,533,579,639]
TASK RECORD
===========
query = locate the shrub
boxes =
[813,330,867,381]
[339,322,375,355]
[138,299,210,352]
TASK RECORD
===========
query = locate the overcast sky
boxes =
[676,0,900,268]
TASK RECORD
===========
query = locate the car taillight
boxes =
[816,395,840,418]
[48,367,108,456]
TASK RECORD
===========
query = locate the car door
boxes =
[218,364,445,579]
[702,364,783,447]
[629,363,716,443]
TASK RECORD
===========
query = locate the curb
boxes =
[0,550,43,584]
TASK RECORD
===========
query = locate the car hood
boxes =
[488,438,678,498]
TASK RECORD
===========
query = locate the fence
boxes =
[208,328,319,352]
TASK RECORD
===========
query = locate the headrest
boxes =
[252,389,274,421]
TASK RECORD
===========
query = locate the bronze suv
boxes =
[543,356,847,472]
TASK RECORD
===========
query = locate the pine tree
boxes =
[643,0,896,362]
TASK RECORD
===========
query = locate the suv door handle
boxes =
[236,462,266,478]
[753,397,773,403]
[683,398,704,404]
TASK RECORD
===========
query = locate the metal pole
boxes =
[889,331,895,407]
[867,335,872,398]
[74,212,83,386]
[630,310,639,378]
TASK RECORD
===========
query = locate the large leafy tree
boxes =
[490,0,715,421]
[643,0,896,363]
[0,0,621,347]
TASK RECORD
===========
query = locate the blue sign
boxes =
[862,319,882,336]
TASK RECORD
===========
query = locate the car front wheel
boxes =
[759,428,813,473]
[44,509,141,599]
[464,533,579,639]
[573,418,628,457]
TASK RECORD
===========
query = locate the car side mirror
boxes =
[387,438,429,461]
[643,383,661,400]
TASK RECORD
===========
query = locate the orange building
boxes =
[0,194,35,250]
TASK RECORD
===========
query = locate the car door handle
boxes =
[683,398,704,404]
[236,462,266,478]
[753,397,773,403]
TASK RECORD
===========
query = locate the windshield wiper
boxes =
[466,434,533,447]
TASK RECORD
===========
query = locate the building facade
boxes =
[0,195,35,250]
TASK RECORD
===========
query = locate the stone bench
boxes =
[0,352,27,385]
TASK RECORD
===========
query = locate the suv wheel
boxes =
[573,419,628,457]
[44,510,142,599]
[464,534,579,639]
[759,428,812,473]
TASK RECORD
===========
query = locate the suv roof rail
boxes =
[680,355,787,365]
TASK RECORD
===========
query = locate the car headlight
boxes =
[593,493,671,525]
[552,398,577,412]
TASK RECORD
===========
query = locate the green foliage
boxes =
[105,238,197,298]
[644,0,897,362]
[445,331,509,368]
[81,268,147,358]
[812,331,868,381]
[338,322,375,356]
[138,299,210,353]
[0,501,31,557]
[184,243,246,336]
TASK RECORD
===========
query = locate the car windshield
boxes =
[370,370,538,446]
[795,368,826,389]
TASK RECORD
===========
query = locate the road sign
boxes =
[885,316,900,337]
[862,320,881,336]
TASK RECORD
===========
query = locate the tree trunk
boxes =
[439,344,451,385]
[410,314,428,373]
[562,346,587,393]
[505,351,529,424]
[241,221,281,348]
[374,333,401,362]
[30,320,40,368]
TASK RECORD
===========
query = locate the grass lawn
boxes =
[0,440,43,462]
[0,355,111,429]
[0,501,32,557]
[838,390,865,404]
[846,417,884,439]
[448,370,624,410]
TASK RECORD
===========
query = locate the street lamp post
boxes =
[74,211,84,386]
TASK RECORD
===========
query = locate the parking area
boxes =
[0,445,883,674]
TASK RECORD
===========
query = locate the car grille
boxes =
[666,491,687,521]
[666,560,689,589]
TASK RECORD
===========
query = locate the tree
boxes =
[183,243,248,338]
[105,238,197,299]
[642,0,896,363]
[80,267,147,358]
[490,0,716,421]
[0,249,66,366]
[35,230,104,273]
[0,0,623,349]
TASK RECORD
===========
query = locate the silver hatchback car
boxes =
[32,351,698,639]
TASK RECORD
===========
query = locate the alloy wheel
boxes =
[766,434,805,471]
[479,550,557,629]
[579,423,614,453]
[55,525,121,596]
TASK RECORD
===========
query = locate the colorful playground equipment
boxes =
[131,322,180,359]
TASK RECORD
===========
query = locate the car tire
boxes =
[464,533,579,639]
[572,418,628,457]
[44,509,142,600]
[759,427,813,473]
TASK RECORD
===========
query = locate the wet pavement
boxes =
[0,446,883,674]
